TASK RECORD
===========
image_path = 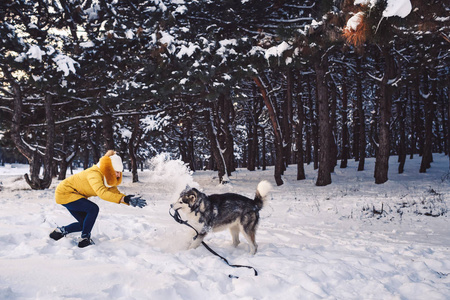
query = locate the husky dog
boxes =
[171,180,272,254]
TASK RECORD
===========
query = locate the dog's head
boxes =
[171,187,203,213]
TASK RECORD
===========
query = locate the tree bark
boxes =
[420,67,433,173]
[374,47,396,184]
[83,139,90,169]
[312,75,319,170]
[128,114,140,182]
[102,113,115,151]
[340,69,349,169]
[315,57,332,186]
[448,78,450,168]
[356,58,366,171]
[247,85,263,171]
[42,93,55,187]
[305,75,313,165]
[398,89,407,174]
[409,83,416,159]
[254,76,284,186]
[8,74,54,189]
[204,101,229,183]
[220,94,235,175]
[22,94,54,189]
[283,69,294,166]
[296,78,306,180]
[58,130,79,180]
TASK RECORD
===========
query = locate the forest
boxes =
[0,0,449,188]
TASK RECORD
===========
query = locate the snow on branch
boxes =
[367,72,383,82]
[15,44,79,77]
[267,17,313,23]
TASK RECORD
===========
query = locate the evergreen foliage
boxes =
[0,0,449,187]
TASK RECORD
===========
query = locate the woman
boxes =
[49,150,147,248]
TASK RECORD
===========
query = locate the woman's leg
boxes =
[63,198,99,238]
[63,210,85,234]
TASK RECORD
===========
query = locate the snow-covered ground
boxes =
[0,154,449,300]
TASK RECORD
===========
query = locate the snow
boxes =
[0,154,450,299]
[346,12,365,31]
[353,0,412,18]
[53,54,78,76]
[25,45,45,61]
[382,0,412,18]
[125,29,135,39]
[265,41,291,61]
[14,44,78,76]
[80,41,95,48]
[176,43,199,58]
[354,0,377,6]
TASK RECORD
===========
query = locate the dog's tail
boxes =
[254,180,272,209]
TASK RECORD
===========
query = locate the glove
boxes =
[124,195,147,208]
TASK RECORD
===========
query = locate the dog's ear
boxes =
[182,189,198,206]
[182,185,190,193]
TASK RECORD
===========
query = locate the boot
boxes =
[49,227,67,241]
[78,237,94,248]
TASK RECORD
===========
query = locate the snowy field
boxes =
[0,154,449,300]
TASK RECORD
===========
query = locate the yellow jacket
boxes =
[55,155,126,205]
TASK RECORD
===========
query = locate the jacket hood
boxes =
[97,151,123,187]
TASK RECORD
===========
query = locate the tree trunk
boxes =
[340,70,349,169]
[90,122,102,162]
[420,67,433,173]
[58,131,78,181]
[221,94,235,175]
[374,47,396,184]
[83,140,90,169]
[22,94,54,189]
[42,93,54,187]
[8,74,54,189]
[330,82,338,172]
[187,120,196,171]
[398,89,407,174]
[353,99,360,161]
[448,78,450,168]
[204,102,228,183]
[305,75,313,165]
[102,113,115,151]
[312,76,319,170]
[283,69,294,166]
[440,86,448,156]
[409,83,416,159]
[247,119,255,171]
[128,114,140,182]
[356,58,366,171]
[247,85,263,171]
[414,73,424,157]
[261,126,267,171]
[315,58,332,186]
[254,76,284,186]
[59,135,69,180]
[296,81,306,180]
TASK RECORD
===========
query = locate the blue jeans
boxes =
[62,198,99,239]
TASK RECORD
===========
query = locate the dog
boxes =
[171,180,272,254]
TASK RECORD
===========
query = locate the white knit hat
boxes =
[110,154,123,172]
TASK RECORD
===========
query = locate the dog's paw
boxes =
[249,244,258,255]
[188,239,203,250]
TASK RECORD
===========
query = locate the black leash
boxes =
[169,207,258,278]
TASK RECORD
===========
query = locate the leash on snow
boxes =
[169,207,258,278]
